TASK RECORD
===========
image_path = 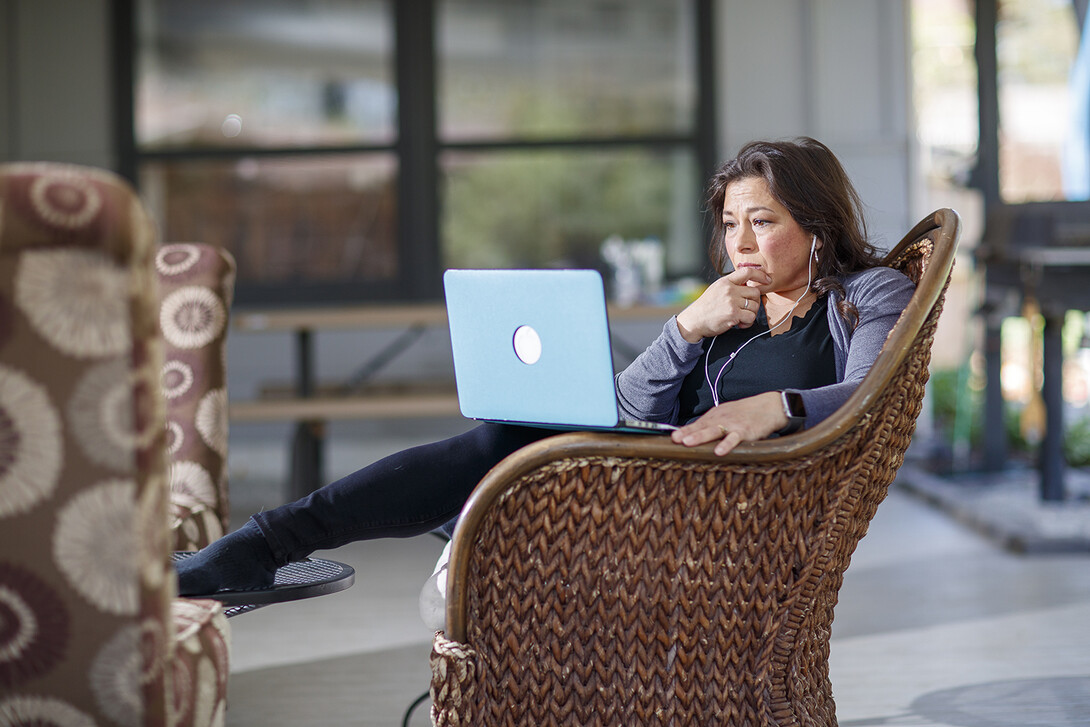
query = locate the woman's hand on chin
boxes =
[675,267,770,343]
[670,391,788,456]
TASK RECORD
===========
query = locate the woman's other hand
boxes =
[675,267,770,343]
[670,391,788,456]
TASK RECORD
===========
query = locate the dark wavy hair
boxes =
[706,137,883,326]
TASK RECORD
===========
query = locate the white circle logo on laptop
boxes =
[512,325,542,365]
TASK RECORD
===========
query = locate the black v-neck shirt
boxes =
[676,295,837,425]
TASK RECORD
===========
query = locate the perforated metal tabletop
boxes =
[172,552,355,617]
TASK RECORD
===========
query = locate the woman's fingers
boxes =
[677,272,765,341]
[670,420,743,455]
[670,392,787,456]
[714,430,743,456]
[724,266,772,288]
[672,420,731,446]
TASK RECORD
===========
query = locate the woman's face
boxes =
[721,176,818,296]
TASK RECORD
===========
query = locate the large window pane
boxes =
[912,0,978,189]
[441,148,700,280]
[141,155,398,300]
[136,0,394,149]
[438,0,695,140]
[996,0,1081,201]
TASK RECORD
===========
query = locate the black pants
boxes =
[252,422,552,565]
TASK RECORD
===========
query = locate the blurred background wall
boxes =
[4,0,1089,489]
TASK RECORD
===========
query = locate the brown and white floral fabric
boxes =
[0,163,229,727]
[157,243,236,551]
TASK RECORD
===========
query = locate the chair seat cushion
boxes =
[419,540,452,632]
[170,598,230,727]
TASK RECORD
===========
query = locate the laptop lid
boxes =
[443,268,621,428]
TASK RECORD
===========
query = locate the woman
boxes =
[177,137,914,596]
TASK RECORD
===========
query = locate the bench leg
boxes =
[290,420,326,500]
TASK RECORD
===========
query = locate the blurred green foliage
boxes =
[931,366,1090,468]
[442,149,694,271]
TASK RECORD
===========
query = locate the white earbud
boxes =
[811,234,818,261]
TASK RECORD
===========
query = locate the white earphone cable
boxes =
[704,234,818,407]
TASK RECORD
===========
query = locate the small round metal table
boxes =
[172,552,355,617]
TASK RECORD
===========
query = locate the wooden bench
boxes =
[229,304,453,499]
[229,302,683,499]
[229,391,462,423]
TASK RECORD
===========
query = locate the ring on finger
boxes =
[717,425,728,438]
[743,298,750,311]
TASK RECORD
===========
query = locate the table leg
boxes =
[290,420,325,500]
[982,312,1007,471]
[289,329,325,500]
[1040,311,1066,501]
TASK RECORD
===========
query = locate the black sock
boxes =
[175,518,279,595]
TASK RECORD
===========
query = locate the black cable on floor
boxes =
[401,689,430,727]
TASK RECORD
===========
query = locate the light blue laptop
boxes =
[443,269,676,433]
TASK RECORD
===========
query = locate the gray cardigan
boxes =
[615,266,916,430]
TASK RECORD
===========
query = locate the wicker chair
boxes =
[430,209,960,726]
[0,163,229,726]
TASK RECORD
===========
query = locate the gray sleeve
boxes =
[789,268,916,428]
[615,317,706,424]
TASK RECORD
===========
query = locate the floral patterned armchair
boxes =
[0,163,229,726]
[158,242,236,551]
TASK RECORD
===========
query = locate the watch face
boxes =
[785,391,806,418]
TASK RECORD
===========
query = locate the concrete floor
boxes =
[219,424,1090,727]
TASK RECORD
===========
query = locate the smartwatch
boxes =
[777,390,806,435]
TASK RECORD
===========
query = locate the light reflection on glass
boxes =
[136,0,394,149]
[440,148,698,276]
[437,0,695,140]
[141,155,399,289]
[996,0,1081,202]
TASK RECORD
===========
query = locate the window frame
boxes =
[115,0,717,307]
